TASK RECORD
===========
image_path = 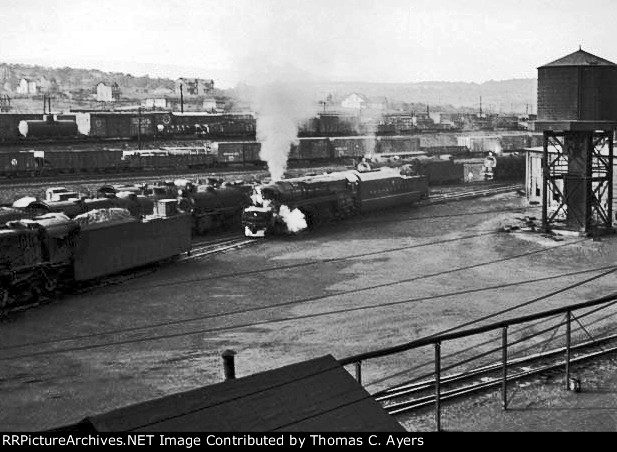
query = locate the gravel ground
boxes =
[2,191,617,431]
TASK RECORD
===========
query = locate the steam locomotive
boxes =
[242,167,429,237]
[11,179,252,237]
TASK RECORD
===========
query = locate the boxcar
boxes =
[0,113,41,141]
[331,136,377,158]
[376,136,421,156]
[217,141,261,164]
[0,151,37,176]
[291,138,331,160]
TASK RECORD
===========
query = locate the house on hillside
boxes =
[96,82,121,102]
[341,93,368,109]
[16,78,38,95]
[143,97,171,109]
[203,98,217,111]
[175,78,214,96]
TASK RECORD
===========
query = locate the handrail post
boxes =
[222,349,236,380]
[565,310,571,390]
[355,361,362,385]
[434,341,441,432]
[502,326,508,410]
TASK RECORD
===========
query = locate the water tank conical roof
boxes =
[537,48,617,122]
[539,48,617,68]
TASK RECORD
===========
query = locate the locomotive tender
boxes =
[0,201,192,313]
[242,167,429,237]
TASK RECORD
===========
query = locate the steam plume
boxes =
[253,82,312,182]
[278,205,307,233]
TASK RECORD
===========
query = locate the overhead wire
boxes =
[0,236,588,353]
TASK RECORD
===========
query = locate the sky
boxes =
[1,0,616,88]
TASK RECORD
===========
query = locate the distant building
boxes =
[96,82,121,102]
[341,93,368,109]
[412,112,435,128]
[143,98,171,109]
[202,98,217,111]
[175,78,214,96]
[16,78,38,95]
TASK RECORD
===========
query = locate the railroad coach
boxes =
[354,168,428,211]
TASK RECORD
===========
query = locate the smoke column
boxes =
[253,84,301,181]
[252,82,314,182]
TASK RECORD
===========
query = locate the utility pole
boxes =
[137,107,142,150]
[479,96,482,117]
[180,83,184,114]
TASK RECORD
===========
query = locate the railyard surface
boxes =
[2,190,617,431]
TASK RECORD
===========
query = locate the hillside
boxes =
[302,79,537,114]
[0,61,537,115]
[0,62,175,95]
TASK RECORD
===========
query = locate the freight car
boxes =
[0,202,191,312]
[19,116,79,139]
[0,151,38,177]
[0,113,43,141]
[41,149,124,173]
[409,157,465,185]
[242,167,428,237]
[215,141,262,165]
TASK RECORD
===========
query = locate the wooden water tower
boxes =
[535,48,617,233]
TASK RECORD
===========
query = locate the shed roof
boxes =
[539,48,616,67]
[53,355,403,432]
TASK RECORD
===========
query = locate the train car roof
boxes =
[274,170,358,185]
[12,196,38,208]
[351,167,408,181]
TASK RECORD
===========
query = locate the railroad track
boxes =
[423,183,523,206]
[181,236,258,262]
[376,332,617,416]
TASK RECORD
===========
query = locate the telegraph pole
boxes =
[137,107,142,150]
[180,83,184,113]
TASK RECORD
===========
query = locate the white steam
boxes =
[278,205,307,233]
[253,83,312,182]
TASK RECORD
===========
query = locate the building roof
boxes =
[539,48,617,68]
[51,355,404,432]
